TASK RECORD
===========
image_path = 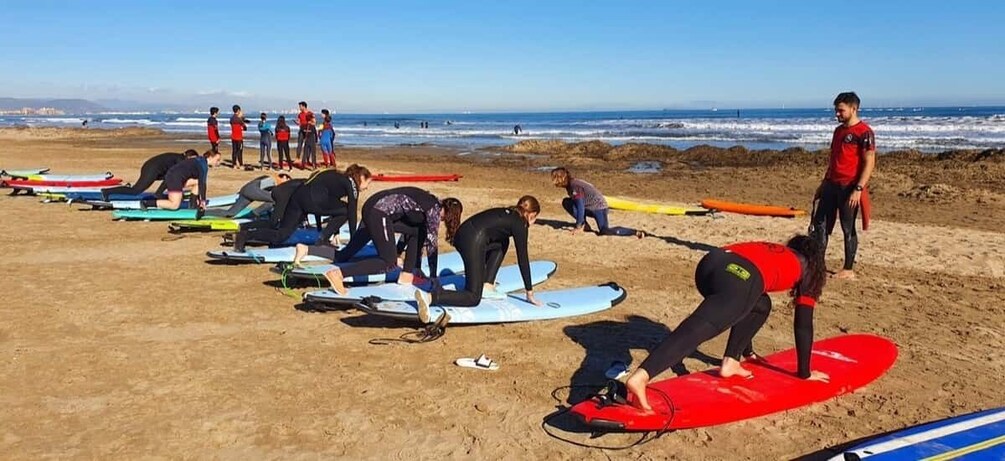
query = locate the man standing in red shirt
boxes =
[295,101,313,162]
[230,104,248,169]
[206,107,220,154]
[810,92,876,280]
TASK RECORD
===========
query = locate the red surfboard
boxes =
[6,178,123,188]
[570,334,897,431]
[372,174,462,182]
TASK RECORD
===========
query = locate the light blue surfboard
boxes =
[1,168,49,178]
[206,231,361,263]
[86,193,240,210]
[832,406,1005,460]
[59,191,159,202]
[10,185,106,195]
[361,283,626,324]
[29,172,113,181]
[302,261,558,305]
[113,206,253,221]
[283,250,465,283]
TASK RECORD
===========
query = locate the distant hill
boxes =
[0,97,107,114]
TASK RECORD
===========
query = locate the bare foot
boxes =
[624,370,654,413]
[397,271,414,286]
[832,269,857,280]
[293,244,308,266]
[324,268,348,295]
[719,357,754,379]
[635,230,646,239]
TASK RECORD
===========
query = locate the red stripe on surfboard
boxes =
[6,178,123,187]
[570,334,897,431]
[371,172,460,181]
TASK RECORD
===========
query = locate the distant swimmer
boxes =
[513,124,522,135]
[81,119,88,128]
[445,120,453,126]
[363,121,368,127]
[394,121,400,129]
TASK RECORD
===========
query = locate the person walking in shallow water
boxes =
[809,92,876,280]
[513,124,522,135]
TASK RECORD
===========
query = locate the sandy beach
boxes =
[1,128,1003,460]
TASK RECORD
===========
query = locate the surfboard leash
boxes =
[368,311,449,346]
[541,382,676,450]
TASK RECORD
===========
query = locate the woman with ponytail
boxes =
[318,187,463,296]
[414,195,543,324]
[623,235,830,413]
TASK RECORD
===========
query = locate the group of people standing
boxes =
[108,91,876,415]
[206,101,337,172]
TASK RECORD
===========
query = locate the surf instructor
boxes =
[624,236,830,413]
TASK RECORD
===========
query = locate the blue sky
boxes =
[1,1,1003,112]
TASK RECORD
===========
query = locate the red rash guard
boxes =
[723,241,816,307]
[826,121,875,186]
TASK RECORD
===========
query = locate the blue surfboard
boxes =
[361,282,626,324]
[833,406,1005,460]
[89,193,239,210]
[302,261,558,305]
[113,206,253,221]
[282,250,466,284]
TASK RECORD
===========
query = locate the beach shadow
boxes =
[534,218,571,231]
[338,313,417,329]
[562,315,721,403]
[647,234,717,253]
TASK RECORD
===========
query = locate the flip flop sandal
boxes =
[455,354,499,371]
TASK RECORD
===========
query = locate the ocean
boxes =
[3,107,1004,152]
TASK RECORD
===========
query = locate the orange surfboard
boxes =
[701,198,806,217]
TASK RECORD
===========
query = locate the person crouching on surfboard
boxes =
[550,167,644,238]
[319,188,463,297]
[414,195,543,325]
[139,150,222,211]
[625,235,831,413]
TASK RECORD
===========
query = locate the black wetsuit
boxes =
[101,152,185,200]
[431,208,532,307]
[203,175,278,218]
[638,243,817,380]
[241,170,358,248]
[334,187,441,278]
[810,183,859,270]
[162,157,208,203]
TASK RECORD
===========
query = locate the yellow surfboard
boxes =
[606,197,710,216]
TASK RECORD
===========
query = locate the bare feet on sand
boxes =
[719,357,754,379]
[832,269,857,280]
[324,268,347,295]
[624,369,654,413]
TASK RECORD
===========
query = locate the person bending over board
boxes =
[139,150,222,211]
[810,91,876,280]
[550,167,644,238]
[100,150,199,201]
[624,236,830,413]
[234,164,372,251]
[318,187,463,297]
[414,195,542,324]
[201,173,291,219]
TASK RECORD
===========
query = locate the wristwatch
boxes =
[853,185,864,191]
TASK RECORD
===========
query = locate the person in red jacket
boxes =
[810,92,876,280]
[230,104,249,169]
[624,236,830,413]
[295,101,313,161]
[206,107,221,154]
[275,115,293,170]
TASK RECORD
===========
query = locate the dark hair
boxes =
[298,101,307,108]
[232,104,241,112]
[202,149,220,158]
[787,234,826,300]
[550,167,571,188]
[277,115,287,129]
[321,109,330,116]
[183,149,199,158]
[833,92,861,107]
[260,112,267,120]
[209,107,219,116]
[512,195,541,224]
[277,173,292,180]
[343,163,372,185]
[440,198,464,244]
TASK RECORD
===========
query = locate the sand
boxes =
[1,128,1003,460]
